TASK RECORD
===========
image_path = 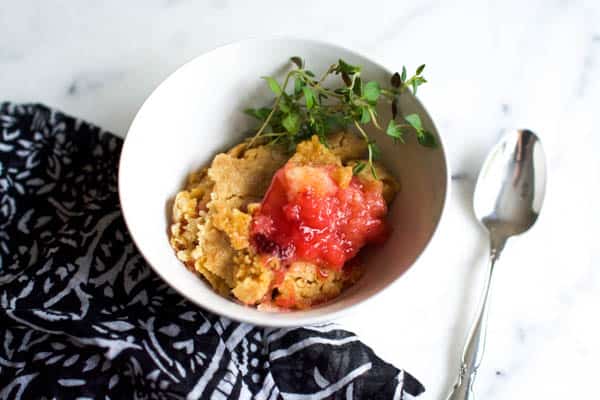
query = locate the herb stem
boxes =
[353,120,369,141]
[309,81,345,99]
[259,132,287,137]
[369,108,381,130]
[353,120,378,178]
[248,70,296,146]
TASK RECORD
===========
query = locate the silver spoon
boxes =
[447,129,547,400]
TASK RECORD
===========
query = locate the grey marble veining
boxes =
[1,1,598,398]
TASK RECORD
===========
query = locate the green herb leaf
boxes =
[417,130,437,147]
[282,112,301,133]
[305,70,316,77]
[401,66,407,82]
[353,76,362,96]
[404,113,436,146]
[404,113,423,131]
[302,86,315,109]
[416,64,426,75]
[360,107,371,124]
[363,81,381,103]
[386,120,404,142]
[352,162,366,175]
[409,76,427,95]
[290,56,304,69]
[262,76,282,96]
[337,59,361,74]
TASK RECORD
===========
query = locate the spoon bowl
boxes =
[474,129,546,238]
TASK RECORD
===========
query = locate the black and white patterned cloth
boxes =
[0,103,425,399]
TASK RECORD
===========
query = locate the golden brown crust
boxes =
[208,144,288,204]
[289,136,341,166]
[273,262,357,309]
[231,252,274,305]
[169,132,397,308]
[327,131,368,161]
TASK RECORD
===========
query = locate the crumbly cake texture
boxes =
[169,132,399,309]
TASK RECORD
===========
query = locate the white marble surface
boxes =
[2,1,599,398]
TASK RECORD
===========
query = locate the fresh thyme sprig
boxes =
[245,57,436,177]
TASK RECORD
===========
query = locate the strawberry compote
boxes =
[250,163,389,270]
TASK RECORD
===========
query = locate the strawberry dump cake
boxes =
[169,57,434,310]
[170,133,398,309]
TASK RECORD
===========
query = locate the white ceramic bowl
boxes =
[119,37,448,327]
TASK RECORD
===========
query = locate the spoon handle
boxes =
[447,237,506,400]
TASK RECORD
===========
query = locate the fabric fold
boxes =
[0,103,424,399]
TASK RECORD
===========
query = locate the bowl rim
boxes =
[118,35,451,327]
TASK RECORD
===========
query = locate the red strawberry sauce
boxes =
[250,164,389,270]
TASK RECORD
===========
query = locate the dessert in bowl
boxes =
[119,37,448,327]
